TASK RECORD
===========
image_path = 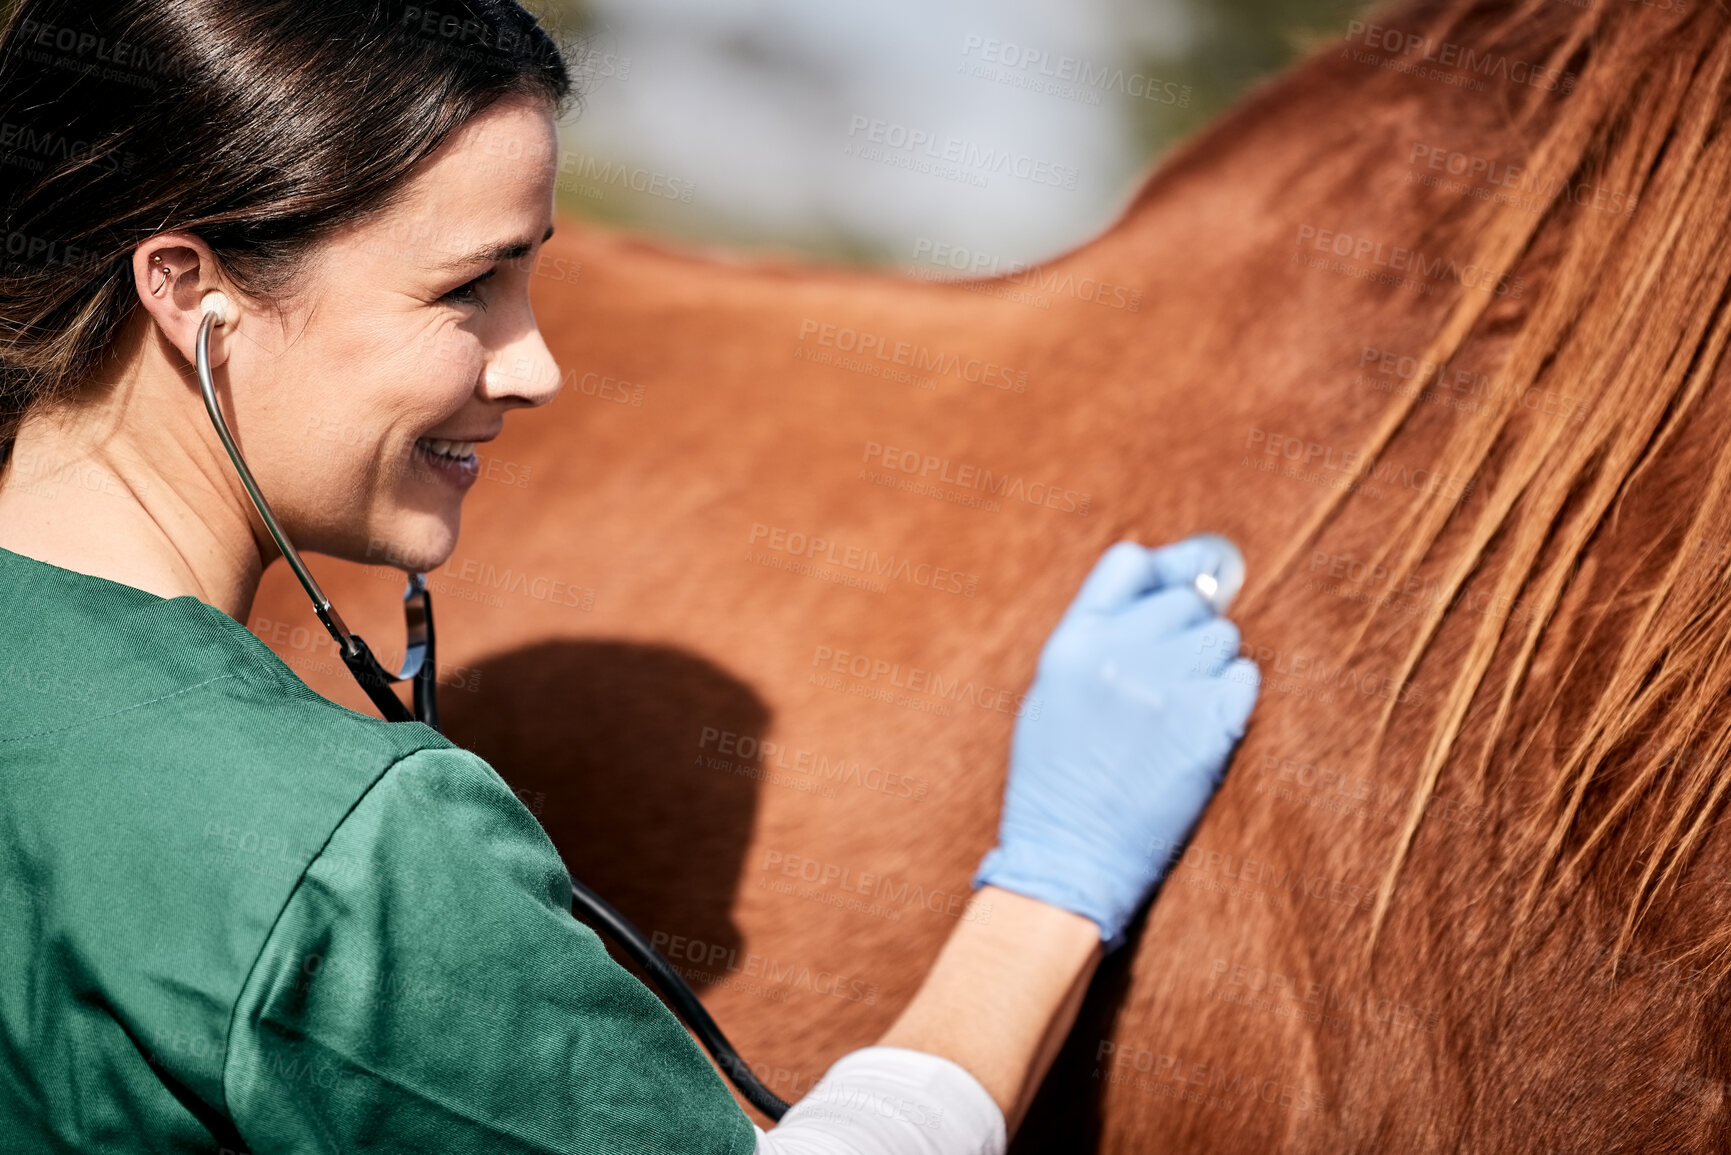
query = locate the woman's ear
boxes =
[132,234,235,368]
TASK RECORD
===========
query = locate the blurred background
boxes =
[527,0,1367,272]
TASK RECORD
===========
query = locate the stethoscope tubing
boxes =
[194,302,437,726]
[192,295,789,1118]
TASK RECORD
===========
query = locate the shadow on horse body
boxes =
[255,0,1731,1147]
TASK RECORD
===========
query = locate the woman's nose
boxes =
[482,324,563,409]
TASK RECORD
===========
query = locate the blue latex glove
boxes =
[971,536,1261,951]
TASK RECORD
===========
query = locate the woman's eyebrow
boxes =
[434,223,556,271]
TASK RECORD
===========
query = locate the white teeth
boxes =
[417,438,476,460]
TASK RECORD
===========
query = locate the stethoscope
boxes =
[194,291,795,1120]
[195,290,1248,1123]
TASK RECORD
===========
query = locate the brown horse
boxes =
[253,0,1731,1148]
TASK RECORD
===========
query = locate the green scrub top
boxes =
[0,545,759,1154]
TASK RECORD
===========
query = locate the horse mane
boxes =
[1230,0,1731,984]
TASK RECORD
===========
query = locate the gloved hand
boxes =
[971,536,1261,951]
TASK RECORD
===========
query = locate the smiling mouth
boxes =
[412,437,482,488]
[414,437,478,465]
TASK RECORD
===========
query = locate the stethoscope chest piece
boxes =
[1188,532,1247,614]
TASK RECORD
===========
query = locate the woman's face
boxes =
[217,92,562,574]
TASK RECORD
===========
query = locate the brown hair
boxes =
[0,0,578,465]
[1248,0,1731,980]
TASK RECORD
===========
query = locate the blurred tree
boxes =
[1126,0,1372,157]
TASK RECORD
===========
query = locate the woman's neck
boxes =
[0,381,267,622]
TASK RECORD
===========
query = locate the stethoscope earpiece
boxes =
[200,290,234,327]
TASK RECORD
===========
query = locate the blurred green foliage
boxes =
[1127,0,1373,156]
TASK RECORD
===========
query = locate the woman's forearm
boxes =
[759,540,1257,1153]
[875,885,1104,1135]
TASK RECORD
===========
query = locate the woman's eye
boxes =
[442,268,497,306]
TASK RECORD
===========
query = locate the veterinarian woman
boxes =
[0,2,1260,1152]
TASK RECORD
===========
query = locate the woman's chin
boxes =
[351,512,460,574]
